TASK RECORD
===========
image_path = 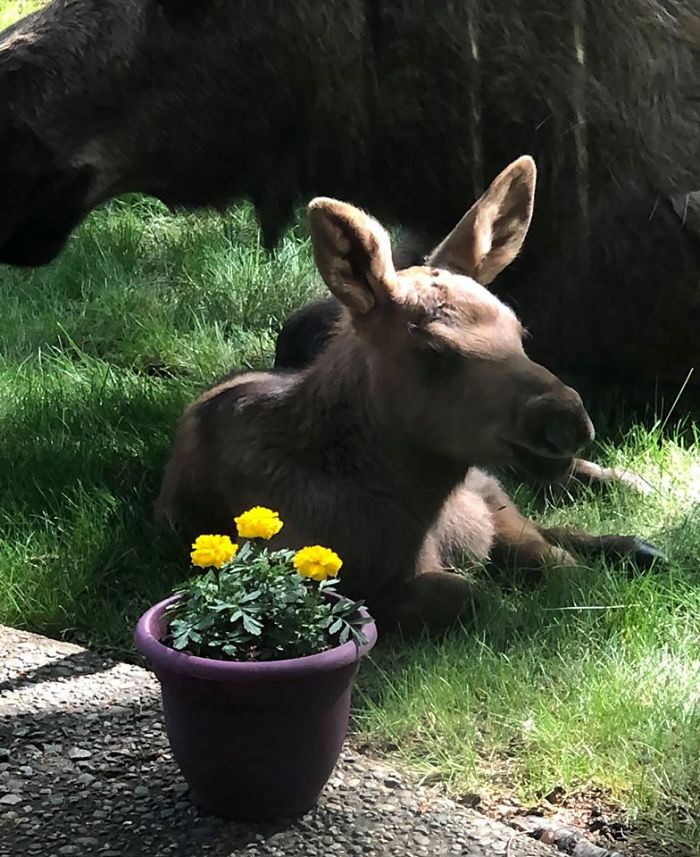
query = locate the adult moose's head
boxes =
[2,0,700,403]
[0,0,317,267]
[308,156,594,481]
[0,1,137,266]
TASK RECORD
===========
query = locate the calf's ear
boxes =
[427,156,536,285]
[308,198,399,316]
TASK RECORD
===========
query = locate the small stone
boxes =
[19,766,33,777]
[77,774,95,786]
[384,776,401,789]
[67,748,92,761]
[58,847,79,856]
[0,749,9,762]
[267,832,289,845]
[134,786,149,798]
[414,835,431,847]
[0,794,22,806]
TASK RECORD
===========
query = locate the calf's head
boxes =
[308,156,594,479]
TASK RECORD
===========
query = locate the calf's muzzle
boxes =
[516,386,595,460]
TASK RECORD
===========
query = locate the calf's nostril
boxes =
[517,392,594,458]
[544,422,578,457]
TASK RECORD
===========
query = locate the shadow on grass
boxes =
[0,361,193,652]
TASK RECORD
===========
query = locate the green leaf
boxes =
[242,613,263,636]
[171,634,191,650]
[221,644,241,658]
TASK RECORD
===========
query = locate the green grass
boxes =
[0,199,323,650]
[3,1,700,852]
[2,200,699,854]
[0,0,38,28]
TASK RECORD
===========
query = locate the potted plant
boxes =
[135,506,377,821]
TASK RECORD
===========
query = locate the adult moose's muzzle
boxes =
[0,122,96,267]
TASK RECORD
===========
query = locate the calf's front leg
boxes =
[370,571,478,635]
[537,526,667,569]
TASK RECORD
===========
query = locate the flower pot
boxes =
[134,594,377,821]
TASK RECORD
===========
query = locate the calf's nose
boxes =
[519,388,594,458]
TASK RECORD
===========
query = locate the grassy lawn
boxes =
[0,0,36,28]
[2,200,699,855]
[2,2,700,854]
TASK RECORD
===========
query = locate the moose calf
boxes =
[157,157,663,633]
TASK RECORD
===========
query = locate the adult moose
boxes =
[1,0,700,401]
[156,158,663,632]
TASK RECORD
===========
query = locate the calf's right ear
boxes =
[427,156,536,284]
[307,198,399,315]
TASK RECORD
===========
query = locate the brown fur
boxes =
[1,1,700,400]
[157,159,663,633]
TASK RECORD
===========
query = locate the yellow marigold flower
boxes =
[293,545,343,582]
[190,534,238,569]
[234,506,284,541]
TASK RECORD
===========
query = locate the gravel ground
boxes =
[0,625,561,857]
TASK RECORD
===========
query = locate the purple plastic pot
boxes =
[135,595,377,821]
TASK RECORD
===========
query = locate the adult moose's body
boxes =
[2,1,700,398]
[157,159,663,632]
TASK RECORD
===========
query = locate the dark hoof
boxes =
[628,537,667,569]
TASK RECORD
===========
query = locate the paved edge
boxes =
[0,625,557,857]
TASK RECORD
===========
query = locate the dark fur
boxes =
[2,1,700,394]
[158,162,663,632]
[274,299,341,373]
